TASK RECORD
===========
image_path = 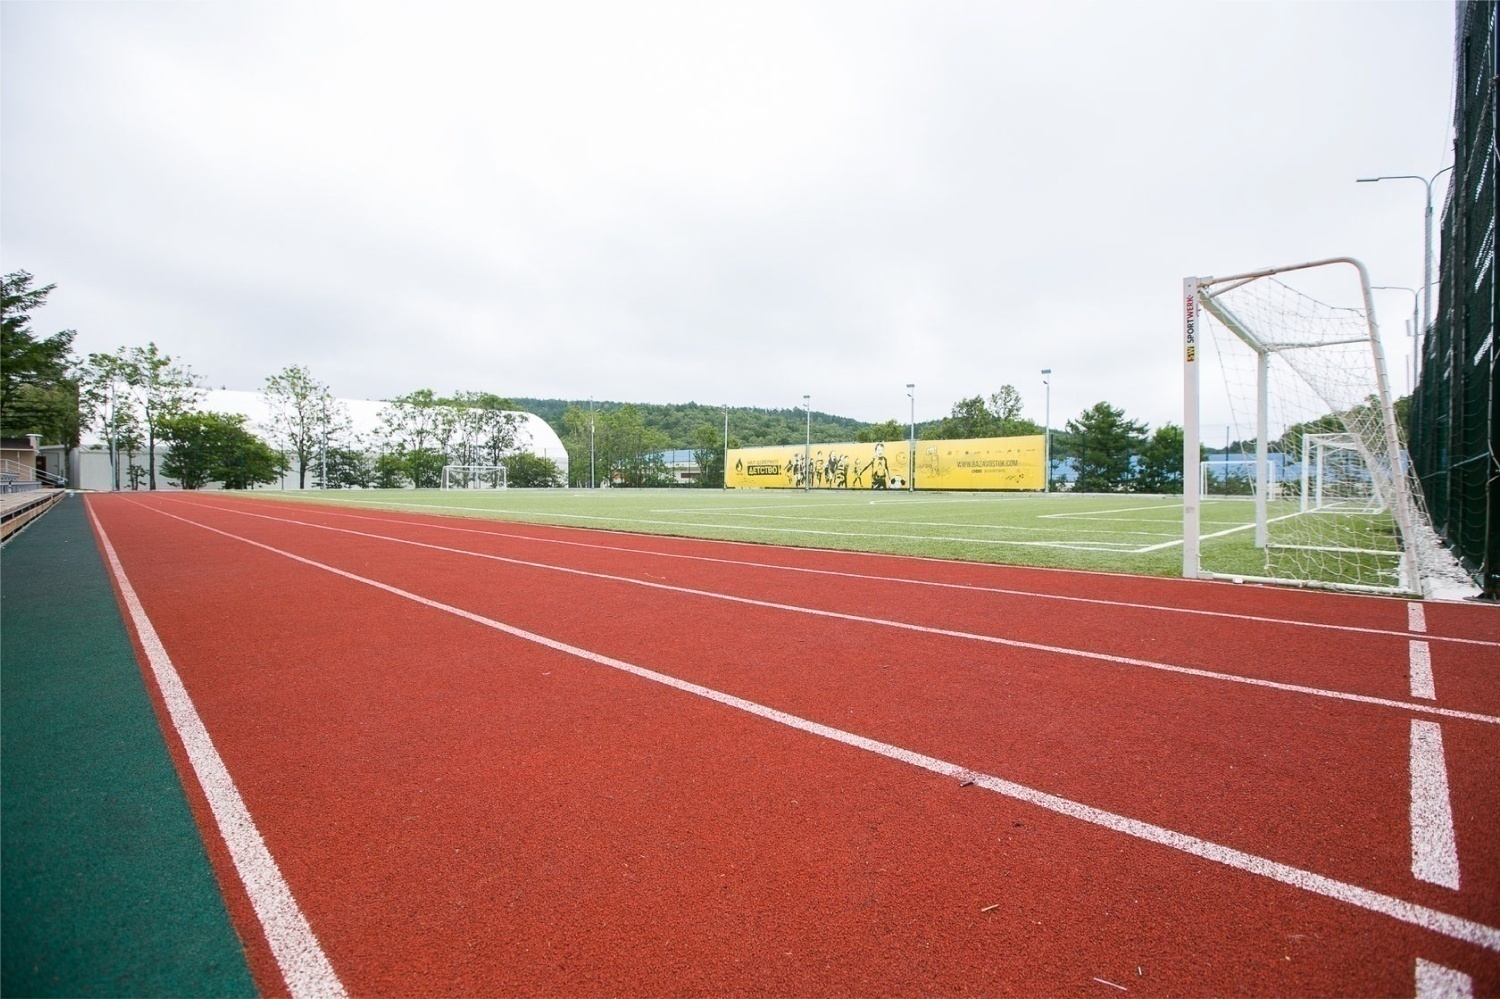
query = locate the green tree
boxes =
[314,444,374,489]
[373,451,409,488]
[78,352,146,489]
[406,448,447,489]
[159,412,284,490]
[690,422,737,487]
[107,343,201,490]
[1,270,80,447]
[933,387,1043,440]
[559,403,669,486]
[1134,423,1191,494]
[855,419,907,443]
[501,452,564,487]
[602,405,671,487]
[443,391,524,465]
[262,365,350,489]
[1064,401,1147,492]
[560,404,596,486]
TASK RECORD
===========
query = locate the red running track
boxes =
[86,493,1500,996]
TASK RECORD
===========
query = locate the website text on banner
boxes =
[725,436,1045,490]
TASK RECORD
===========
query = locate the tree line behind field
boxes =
[6,268,1391,494]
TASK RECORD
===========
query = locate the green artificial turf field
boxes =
[231,488,1403,588]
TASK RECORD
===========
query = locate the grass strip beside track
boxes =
[0,496,254,997]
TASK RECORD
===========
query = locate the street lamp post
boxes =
[1357,166,1453,333]
[803,394,811,493]
[1041,369,1052,493]
[905,383,915,491]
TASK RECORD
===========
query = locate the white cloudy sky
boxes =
[2,1,1456,431]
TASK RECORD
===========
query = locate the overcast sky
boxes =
[2,1,1457,432]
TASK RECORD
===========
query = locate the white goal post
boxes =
[1182,257,1423,594]
[441,464,508,490]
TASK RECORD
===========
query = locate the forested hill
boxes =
[512,398,874,448]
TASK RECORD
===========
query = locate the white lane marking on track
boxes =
[215,497,1500,649]
[121,502,1500,955]
[1410,641,1436,700]
[1410,602,1428,633]
[1416,958,1475,998]
[1410,720,1461,890]
[170,500,1500,727]
[86,501,346,999]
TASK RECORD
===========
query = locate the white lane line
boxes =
[203,497,1500,649]
[124,503,1500,954]
[1411,642,1436,700]
[1410,602,1428,633]
[1416,959,1475,998]
[85,502,346,999]
[1410,720,1461,890]
[165,500,1500,727]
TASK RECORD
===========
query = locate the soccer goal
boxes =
[441,464,508,490]
[1182,257,1424,594]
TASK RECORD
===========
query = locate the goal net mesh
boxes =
[1198,275,1414,591]
[441,465,508,490]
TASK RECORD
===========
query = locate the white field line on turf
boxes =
[1411,642,1437,700]
[164,500,1500,726]
[1040,503,1181,519]
[721,511,1179,540]
[1416,959,1475,998]
[127,503,1500,955]
[1133,510,1308,553]
[198,497,1500,650]
[85,502,345,999]
[1410,720,1461,890]
[273,497,1152,553]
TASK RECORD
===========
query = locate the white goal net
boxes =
[1183,258,1426,594]
[441,464,508,490]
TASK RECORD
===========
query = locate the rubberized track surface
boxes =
[86,493,1500,996]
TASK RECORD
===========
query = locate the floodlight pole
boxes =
[906,383,915,491]
[589,397,595,489]
[803,394,811,493]
[1041,369,1052,493]
[1372,286,1419,395]
[723,403,729,490]
[1356,167,1452,333]
[108,381,119,491]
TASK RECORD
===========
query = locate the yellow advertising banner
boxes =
[726,435,1044,491]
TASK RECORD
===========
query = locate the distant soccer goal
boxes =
[441,465,508,490]
[1182,258,1425,595]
